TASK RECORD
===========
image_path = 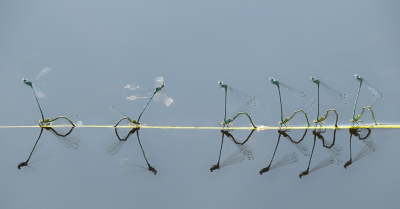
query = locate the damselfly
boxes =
[269,77,315,127]
[218,80,258,128]
[351,74,384,125]
[310,76,349,127]
[22,67,77,127]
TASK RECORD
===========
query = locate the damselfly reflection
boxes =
[106,128,156,175]
[310,76,349,127]
[351,74,384,125]
[22,67,79,127]
[210,129,255,172]
[299,129,344,178]
[260,129,309,174]
[18,126,80,169]
[112,77,172,127]
[269,77,315,127]
[218,80,258,128]
[344,128,378,169]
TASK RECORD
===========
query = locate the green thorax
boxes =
[350,114,362,123]
[313,116,326,124]
[155,83,165,93]
[310,76,320,85]
[355,74,363,82]
[269,77,279,87]
[22,78,33,87]
[39,118,53,124]
[129,119,140,125]
[218,80,228,90]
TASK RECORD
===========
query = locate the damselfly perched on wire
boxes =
[310,76,349,127]
[269,77,315,127]
[22,67,78,127]
[112,77,173,127]
[351,74,384,125]
[218,80,258,128]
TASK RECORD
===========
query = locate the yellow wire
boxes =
[0,124,400,129]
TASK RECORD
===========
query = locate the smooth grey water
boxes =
[1,1,400,208]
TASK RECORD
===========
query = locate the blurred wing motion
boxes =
[125,76,174,106]
[35,67,52,80]
[32,67,52,98]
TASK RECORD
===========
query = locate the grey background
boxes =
[1,1,400,208]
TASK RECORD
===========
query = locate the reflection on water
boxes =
[210,129,255,172]
[106,128,157,175]
[18,126,80,169]
[344,128,378,169]
[260,129,309,174]
[299,129,343,178]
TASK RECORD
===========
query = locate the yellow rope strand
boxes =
[0,124,400,130]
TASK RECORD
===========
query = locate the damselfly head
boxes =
[18,162,28,169]
[218,80,227,89]
[210,164,220,172]
[354,74,363,82]
[310,76,319,84]
[22,78,33,87]
[269,77,279,86]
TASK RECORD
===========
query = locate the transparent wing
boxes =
[51,107,82,126]
[56,135,81,149]
[364,80,382,98]
[301,98,317,114]
[118,158,148,170]
[219,150,246,168]
[32,84,47,98]
[47,129,80,149]
[319,138,344,164]
[109,106,129,119]
[35,67,52,80]
[279,82,306,99]
[364,80,384,108]
[106,141,126,155]
[320,81,346,100]
[361,134,379,152]
[227,86,259,114]
[327,144,344,164]
[353,145,375,162]
[269,152,299,170]
[235,144,254,160]
[309,157,335,173]
[293,142,311,156]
